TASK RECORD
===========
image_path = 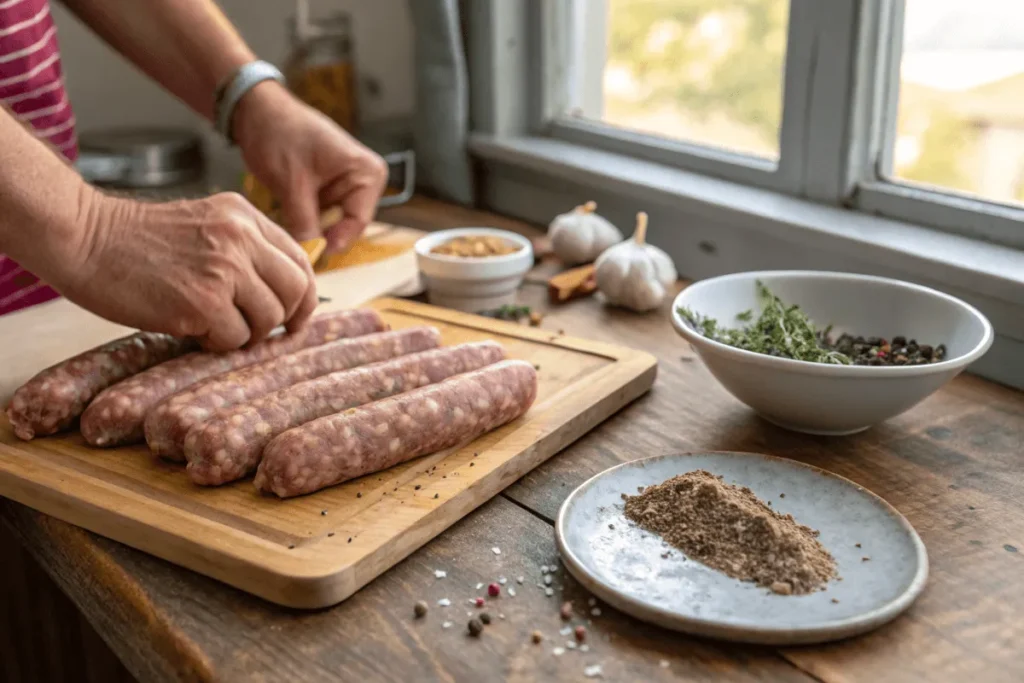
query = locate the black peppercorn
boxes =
[468,618,484,637]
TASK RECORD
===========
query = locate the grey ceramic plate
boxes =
[555,452,928,645]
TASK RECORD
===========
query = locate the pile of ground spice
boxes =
[623,470,837,595]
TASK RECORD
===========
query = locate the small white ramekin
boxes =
[414,228,534,312]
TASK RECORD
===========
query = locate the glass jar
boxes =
[284,0,359,134]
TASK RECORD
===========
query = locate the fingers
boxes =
[285,278,319,334]
[320,152,387,253]
[251,214,318,328]
[199,304,251,352]
[324,218,363,253]
[235,275,286,345]
[279,177,322,243]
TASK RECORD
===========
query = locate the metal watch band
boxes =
[213,60,286,145]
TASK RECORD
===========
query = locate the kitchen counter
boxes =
[2,198,1023,682]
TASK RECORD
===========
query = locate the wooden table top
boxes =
[3,198,1023,683]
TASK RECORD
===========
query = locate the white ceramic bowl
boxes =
[671,271,994,435]
[414,228,534,312]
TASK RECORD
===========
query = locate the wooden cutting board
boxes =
[0,299,657,608]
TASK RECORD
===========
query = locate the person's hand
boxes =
[58,189,318,351]
[233,81,389,253]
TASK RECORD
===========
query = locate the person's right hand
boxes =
[60,189,318,351]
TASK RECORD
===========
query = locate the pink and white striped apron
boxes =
[0,0,76,316]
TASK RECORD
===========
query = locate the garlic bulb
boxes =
[595,212,677,312]
[548,201,623,266]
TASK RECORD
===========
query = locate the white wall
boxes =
[53,0,415,133]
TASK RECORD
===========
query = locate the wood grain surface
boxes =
[1,197,1022,682]
[0,299,656,609]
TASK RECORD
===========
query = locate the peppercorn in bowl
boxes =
[671,271,993,435]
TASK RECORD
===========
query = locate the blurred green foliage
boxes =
[607,0,788,145]
[604,0,1014,202]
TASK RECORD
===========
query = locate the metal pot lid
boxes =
[77,127,204,189]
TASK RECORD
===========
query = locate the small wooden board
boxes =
[0,299,657,608]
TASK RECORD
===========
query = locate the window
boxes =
[516,0,1024,249]
[887,0,1024,208]
[571,0,790,161]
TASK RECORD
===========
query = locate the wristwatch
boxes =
[213,60,286,145]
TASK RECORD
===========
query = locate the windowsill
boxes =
[469,133,1024,389]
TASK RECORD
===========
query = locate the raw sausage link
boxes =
[80,309,386,447]
[147,326,441,461]
[5,332,197,440]
[185,341,506,486]
[254,359,538,498]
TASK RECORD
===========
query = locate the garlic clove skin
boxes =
[548,207,623,266]
[595,241,678,312]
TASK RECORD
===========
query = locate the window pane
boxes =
[570,0,790,159]
[891,0,1024,206]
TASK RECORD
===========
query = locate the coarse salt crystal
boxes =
[580,645,590,653]
[476,582,484,590]
[544,587,554,597]
[442,621,453,629]
[466,611,473,617]
[499,576,508,585]
[553,647,566,656]
[566,641,577,650]
[588,597,597,607]
[437,598,451,607]
[544,575,553,586]
[560,626,572,636]
[591,608,602,617]
[659,659,670,669]
[434,570,447,578]
[584,664,603,678]
[499,613,506,619]
[508,587,517,597]
[492,547,501,555]
[516,576,524,584]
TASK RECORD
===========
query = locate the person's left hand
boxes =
[232,81,389,252]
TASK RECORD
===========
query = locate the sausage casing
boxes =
[146,327,441,461]
[185,341,505,486]
[255,359,538,498]
[6,332,196,440]
[80,309,385,447]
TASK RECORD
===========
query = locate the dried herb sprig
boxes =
[678,280,852,365]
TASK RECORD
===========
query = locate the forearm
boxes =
[0,107,99,291]
[60,0,255,120]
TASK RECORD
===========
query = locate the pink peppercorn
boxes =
[475,597,485,608]
[488,583,501,597]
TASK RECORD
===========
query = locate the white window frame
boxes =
[847,0,1024,249]
[466,0,1024,389]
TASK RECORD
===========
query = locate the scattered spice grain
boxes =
[414,601,428,618]
[560,601,573,620]
[468,618,484,637]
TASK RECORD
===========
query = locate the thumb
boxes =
[278,180,322,242]
[325,218,364,254]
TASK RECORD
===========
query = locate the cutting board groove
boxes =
[0,299,657,608]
